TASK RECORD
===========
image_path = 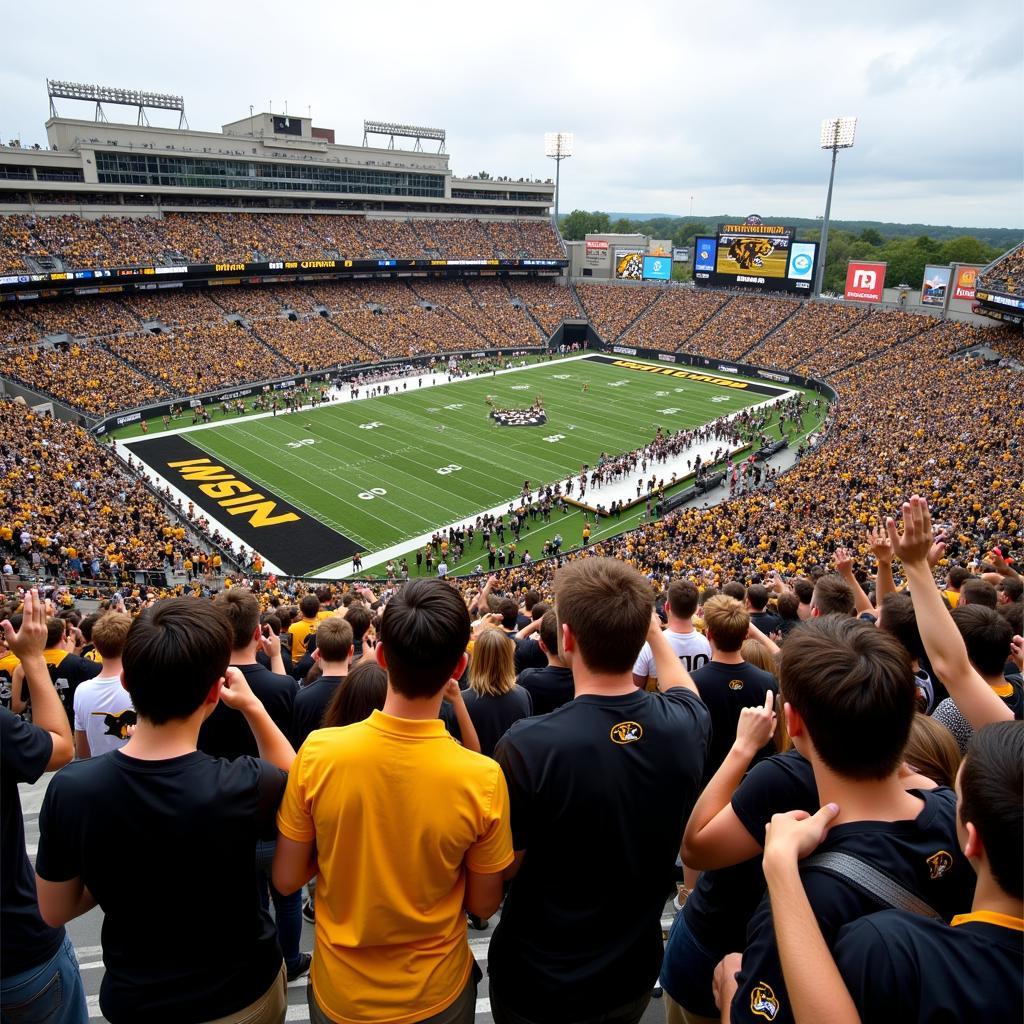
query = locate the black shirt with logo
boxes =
[691,660,778,781]
[489,687,710,1021]
[198,663,296,760]
[679,750,818,956]
[36,749,286,1023]
[835,911,1023,1023]
[43,649,102,727]
[1,709,65,977]
[515,664,575,716]
[730,787,975,1024]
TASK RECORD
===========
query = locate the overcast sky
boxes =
[3,1,1021,228]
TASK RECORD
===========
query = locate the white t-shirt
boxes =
[633,628,712,679]
[73,674,136,756]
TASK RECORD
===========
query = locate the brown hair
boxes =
[322,660,387,728]
[469,629,516,698]
[91,611,133,659]
[667,580,700,620]
[903,713,961,789]
[315,616,353,662]
[741,639,777,678]
[810,575,856,617]
[780,616,915,780]
[702,595,750,653]
[553,558,653,674]
[213,588,260,649]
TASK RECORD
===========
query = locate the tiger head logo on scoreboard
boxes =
[727,238,775,270]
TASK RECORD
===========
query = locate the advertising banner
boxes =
[694,238,718,273]
[672,247,690,262]
[614,249,646,280]
[920,265,952,306]
[787,242,816,282]
[584,239,610,269]
[844,261,886,303]
[642,255,672,281]
[649,239,672,257]
[952,265,982,301]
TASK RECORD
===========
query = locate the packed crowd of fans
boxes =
[627,288,732,352]
[747,300,869,370]
[976,242,1024,298]
[506,277,583,335]
[574,281,663,342]
[0,213,565,271]
[250,316,376,371]
[683,295,800,362]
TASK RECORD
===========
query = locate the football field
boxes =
[123,354,819,576]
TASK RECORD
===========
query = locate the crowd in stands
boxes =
[627,288,731,352]
[1,498,1021,1022]
[250,316,376,372]
[7,344,169,415]
[105,322,293,395]
[0,213,565,272]
[684,295,800,362]
[749,301,868,370]
[506,277,582,335]
[0,401,240,584]
[574,282,663,342]
[976,243,1024,298]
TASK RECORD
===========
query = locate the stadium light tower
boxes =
[814,117,857,297]
[545,132,574,227]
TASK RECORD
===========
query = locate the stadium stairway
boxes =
[240,321,303,372]
[821,318,945,379]
[738,301,805,361]
[406,280,493,349]
[672,293,736,351]
[95,340,176,395]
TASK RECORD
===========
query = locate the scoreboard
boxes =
[694,218,818,294]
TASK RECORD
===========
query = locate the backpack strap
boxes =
[804,850,944,921]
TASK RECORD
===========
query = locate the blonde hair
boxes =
[904,712,962,789]
[469,628,516,698]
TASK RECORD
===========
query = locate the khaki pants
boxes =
[201,963,287,1024]
[663,990,719,1024]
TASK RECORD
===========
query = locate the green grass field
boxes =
[126,355,824,576]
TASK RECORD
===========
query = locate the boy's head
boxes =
[745,584,770,612]
[315,616,354,663]
[667,580,699,621]
[553,558,652,674]
[537,609,560,660]
[299,594,320,620]
[377,579,470,699]
[345,603,371,644]
[959,578,998,609]
[958,722,1023,899]
[780,616,915,780]
[952,605,1012,679]
[213,588,261,650]
[810,575,856,617]
[122,599,232,725]
[91,612,132,661]
[877,592,924,663]
[701,595,749,654]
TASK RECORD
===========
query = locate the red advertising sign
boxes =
[844,260,886,303]
[953,265,981,301]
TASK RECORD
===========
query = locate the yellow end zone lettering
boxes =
[610,359,748,389]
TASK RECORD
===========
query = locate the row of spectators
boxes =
[0,213,565,271]
[574,281,663,342]
[0,401,243,583]
[628,288,732,352]
[684,295,800,362]
[976,243,1024,299]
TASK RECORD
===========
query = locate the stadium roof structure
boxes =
[47,79,189,129]
[363,120,445,153]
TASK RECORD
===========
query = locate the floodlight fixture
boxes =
[545,133,574,226]
[814,116,859,297]
[819,117,857,150]
[363,120,445,152]
[46,79,188,127]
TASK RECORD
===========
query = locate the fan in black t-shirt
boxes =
[513,609,575,716]
[289,617,354,749]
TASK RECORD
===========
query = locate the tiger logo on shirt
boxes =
[926,850,953,880]
[609,721,643,744]
[751,981,780,1020]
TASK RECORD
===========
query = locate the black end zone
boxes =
[128,433,360,576]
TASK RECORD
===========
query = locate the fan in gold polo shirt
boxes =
[288,595,321,661]
[273,579,512,1024]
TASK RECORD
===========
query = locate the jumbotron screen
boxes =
[694,221,817,294]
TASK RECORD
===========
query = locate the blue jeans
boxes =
[0,935,87,1024]
[659,913,721,1019]
[255,839,302,971]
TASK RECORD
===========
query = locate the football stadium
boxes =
[1,19,1022,1024]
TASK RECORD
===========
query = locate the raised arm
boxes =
[681,692,776,870]
[219,667,297,770]
[888,497,1012,729]
[867,524,896,608]
[2,590,73,770]
[833,548,874,616]
[443,679,481,754]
